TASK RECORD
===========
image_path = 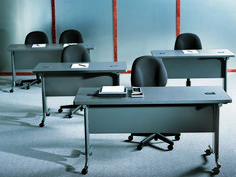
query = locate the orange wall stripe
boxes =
[113,0,118,62]
[51,0,57,44]
[176,0,181,37]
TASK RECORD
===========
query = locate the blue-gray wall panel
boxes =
[117,0,176,69]
[181,0,236,68]
[0,0,52,72]
[56,0,113,62]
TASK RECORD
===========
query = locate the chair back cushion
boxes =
[25,31,49,44]
[61,45,90,63]
[59,29,84,44]
[131,56,168,87]
[174,33,202,50]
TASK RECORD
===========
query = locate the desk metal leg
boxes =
[10,52,15,93]
[70,105,82,116]
[223,58,228,92]
[39,76,50,127]
[202,104,221,174]
[82,106,90,175]
[212,104,221,174]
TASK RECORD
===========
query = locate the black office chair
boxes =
[127,56,180,150]
[59,29,84,44]
[18,31,49,89]
[58,44,90,117]
[174,32,202,86]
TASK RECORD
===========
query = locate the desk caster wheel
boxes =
[39,122,44,127]
[137,145,142,150]
[26,85,30,90]
[175,135,180,141]
[212,167,220,174]
[9,89,13,93]
[128,135,133,141]
[168,144,173,150]
[58,108,63,113]
[82,167,88,175]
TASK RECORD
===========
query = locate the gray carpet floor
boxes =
[0,74,235,177]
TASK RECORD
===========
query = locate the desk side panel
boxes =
[87,105,214,133]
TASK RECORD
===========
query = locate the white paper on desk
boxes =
[32,44,46,48]
[63,43,78,48]
[182,50,198,54]
[101,86,125,93]
[71,63,89,68]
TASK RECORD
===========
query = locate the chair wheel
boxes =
[66,114,72,118]
[27,85,30,89]
[46,112,50,116]
[137,145,142,150]
[154,134,158,141]
[205,149,212,155]
[39,122,44,127]
[168,144,173,150]
[58,108,63,113]
[128,135,133,141]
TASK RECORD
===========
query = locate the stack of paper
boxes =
[182,50,198,54]
[71,63,89,68]
[101,86,125,93]
[32,44,46,48]
[63,43,78,48]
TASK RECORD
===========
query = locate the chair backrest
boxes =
[25,31,49,44]
[131,56,168,87]
[61,45,90,63]
[59,29,84,44]
[174,33,202,50]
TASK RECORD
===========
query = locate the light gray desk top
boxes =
[33,62,127,74]
[151,49,235,58]
[7,43,95,52]
[74,86,232,106]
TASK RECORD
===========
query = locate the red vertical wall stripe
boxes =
[176,0,181,37]
[51,0,57,44]
[113,0,118,62]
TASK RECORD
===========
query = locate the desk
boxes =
[7,43,94,92]
[33,62,127,127]
[74,86,231,174]
[151,49,235,91]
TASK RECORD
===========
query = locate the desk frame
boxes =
[33,62,127,127]
[74,87,231,175]
[7,43,94,92]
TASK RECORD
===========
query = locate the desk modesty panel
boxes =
[74,86,231,133]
